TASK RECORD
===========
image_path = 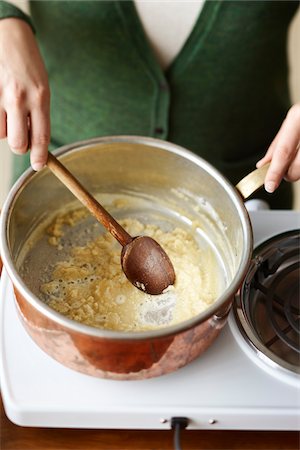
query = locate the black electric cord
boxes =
[171,417,189,450]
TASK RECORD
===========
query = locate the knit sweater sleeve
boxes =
[0,1,34,31]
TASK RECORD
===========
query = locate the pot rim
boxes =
[0,135,253,340]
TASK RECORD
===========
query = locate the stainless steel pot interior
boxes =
[0,136,252,338]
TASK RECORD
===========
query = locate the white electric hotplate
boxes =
[0,211,300,430]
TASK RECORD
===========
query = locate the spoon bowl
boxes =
[121,236,176,295]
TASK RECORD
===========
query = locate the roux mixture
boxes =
[41,210,223,332]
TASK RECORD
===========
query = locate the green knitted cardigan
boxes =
[0,0,298,208]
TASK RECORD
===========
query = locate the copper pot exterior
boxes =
[14,285,231,380]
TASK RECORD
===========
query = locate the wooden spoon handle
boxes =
[46,152,132,247]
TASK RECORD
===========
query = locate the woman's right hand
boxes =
[0,18,50,170]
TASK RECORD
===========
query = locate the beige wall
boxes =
[289,4,300,102]
[1,5,300,207]
[289,9,300,209]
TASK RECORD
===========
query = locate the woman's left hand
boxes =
[256,103,300,193]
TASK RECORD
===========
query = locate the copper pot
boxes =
[0,136,268,380]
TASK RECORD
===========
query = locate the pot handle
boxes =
[235,163,270,200]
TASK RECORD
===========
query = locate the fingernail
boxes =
[256,160,263,168]
[32,162,45,171]
[265,181,276,193]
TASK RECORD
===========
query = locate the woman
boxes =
[0,0,299,208]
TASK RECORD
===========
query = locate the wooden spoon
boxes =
[46,152,175,295]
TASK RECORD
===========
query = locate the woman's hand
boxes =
[257,103,300,193]
[0,18,50,170]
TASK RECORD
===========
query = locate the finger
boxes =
[6,107,28,154]
[264,110,300,193]
[285,144,300,182]
[256,130,281,168]
[29,107,50,171]
[0,109,7,139]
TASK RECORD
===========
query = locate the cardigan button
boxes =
[155,127,164,134]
